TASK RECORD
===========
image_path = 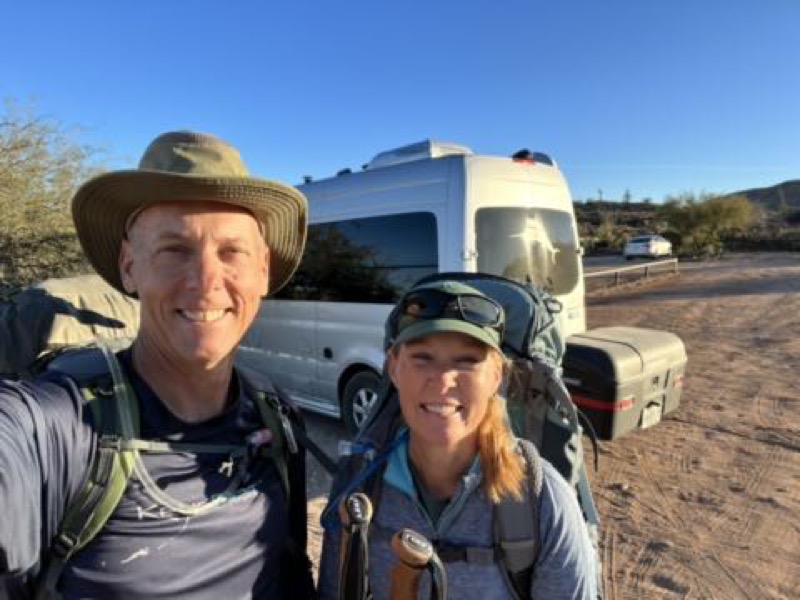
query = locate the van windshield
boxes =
[475,207,580,295]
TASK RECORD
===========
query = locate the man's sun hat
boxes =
[71,130,307,297]
[388,280,505,350]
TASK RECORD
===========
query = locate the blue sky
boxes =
[2,0,798,201]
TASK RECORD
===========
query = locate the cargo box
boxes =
[563,326,687,440]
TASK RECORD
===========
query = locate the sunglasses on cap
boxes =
[393,288,505,338]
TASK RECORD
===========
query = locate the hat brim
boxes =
[393,318,501,350]
[71,170,307,297]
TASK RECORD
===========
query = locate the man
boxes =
[0,131,314,598]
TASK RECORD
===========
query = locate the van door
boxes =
[239,298,317,402]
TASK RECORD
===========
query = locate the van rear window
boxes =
[476,207,580,295]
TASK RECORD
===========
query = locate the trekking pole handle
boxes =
[390,528,434,600]
[338,493,373,600]
[426,553,448,600]
[339,492,374,528]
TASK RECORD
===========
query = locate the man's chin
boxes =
[179,347,236,372]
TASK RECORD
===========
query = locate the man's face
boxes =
[119,201,269,372]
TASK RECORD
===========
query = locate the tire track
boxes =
[600,524,618,600]
[694,551,763,600]
[627,539,662,597]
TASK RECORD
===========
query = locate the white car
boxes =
[623,235,672,260]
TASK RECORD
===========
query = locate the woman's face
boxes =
[388,331,503,453]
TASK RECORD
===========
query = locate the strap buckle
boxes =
[51,531,80,559]
[435,543,497,565]
[99,435,124,451]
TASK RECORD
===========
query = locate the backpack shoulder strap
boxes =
[236,365,302,498]
[494,438,544,600]
[237,367,318,596]
[37,346,138,599]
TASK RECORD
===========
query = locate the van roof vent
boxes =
[366,139,473,170]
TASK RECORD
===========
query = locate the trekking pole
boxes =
[390,528,448,600]
[338,492,373,600]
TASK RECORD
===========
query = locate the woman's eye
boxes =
[409,354,432,365]
[455,357,481,369]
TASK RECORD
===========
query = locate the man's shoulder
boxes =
[0,372,87,433]
[0,371,79,404]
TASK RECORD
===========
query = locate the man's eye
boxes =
[159,245,188,255]
[222,246,248,257]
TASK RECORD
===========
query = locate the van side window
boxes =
[275,212,438,303]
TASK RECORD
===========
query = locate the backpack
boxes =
[33,345,317,599]
[322,272,601,600]
[0,274,140,379]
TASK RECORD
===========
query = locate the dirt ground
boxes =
[304,252,800,599]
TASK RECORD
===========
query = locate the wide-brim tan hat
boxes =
[71,130,307,297]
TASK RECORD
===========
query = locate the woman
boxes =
[319,279,597,599]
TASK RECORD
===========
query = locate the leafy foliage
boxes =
[0,100,103,284]
[657,192,755,256]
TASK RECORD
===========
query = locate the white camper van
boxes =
[238,140,586,432]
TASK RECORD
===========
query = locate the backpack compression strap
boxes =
[495,440,543,600]
[251,390,294,499]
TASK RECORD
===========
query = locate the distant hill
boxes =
[727,180,800,213]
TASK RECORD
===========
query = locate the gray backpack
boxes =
[0,274,139,378]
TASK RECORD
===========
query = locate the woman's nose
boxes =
[428,364,459,391]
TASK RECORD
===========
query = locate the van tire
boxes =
[342,370,381,435]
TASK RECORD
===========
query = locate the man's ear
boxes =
[119,239,137,295]
[262,244,270,291]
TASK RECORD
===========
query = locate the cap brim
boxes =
[393,318,501,350]
[71,170,307,297]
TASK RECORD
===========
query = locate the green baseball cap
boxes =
[391,280,504,350]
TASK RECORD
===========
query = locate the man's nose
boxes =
[188,250,224,291]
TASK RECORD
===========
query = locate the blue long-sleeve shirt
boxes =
[0,354,313,599]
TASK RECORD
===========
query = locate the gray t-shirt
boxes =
[0,353,310,599]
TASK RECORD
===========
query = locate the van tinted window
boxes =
[276,212,438,302]
[476,207,580,295]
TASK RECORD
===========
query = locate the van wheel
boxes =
[342,371,381,435]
